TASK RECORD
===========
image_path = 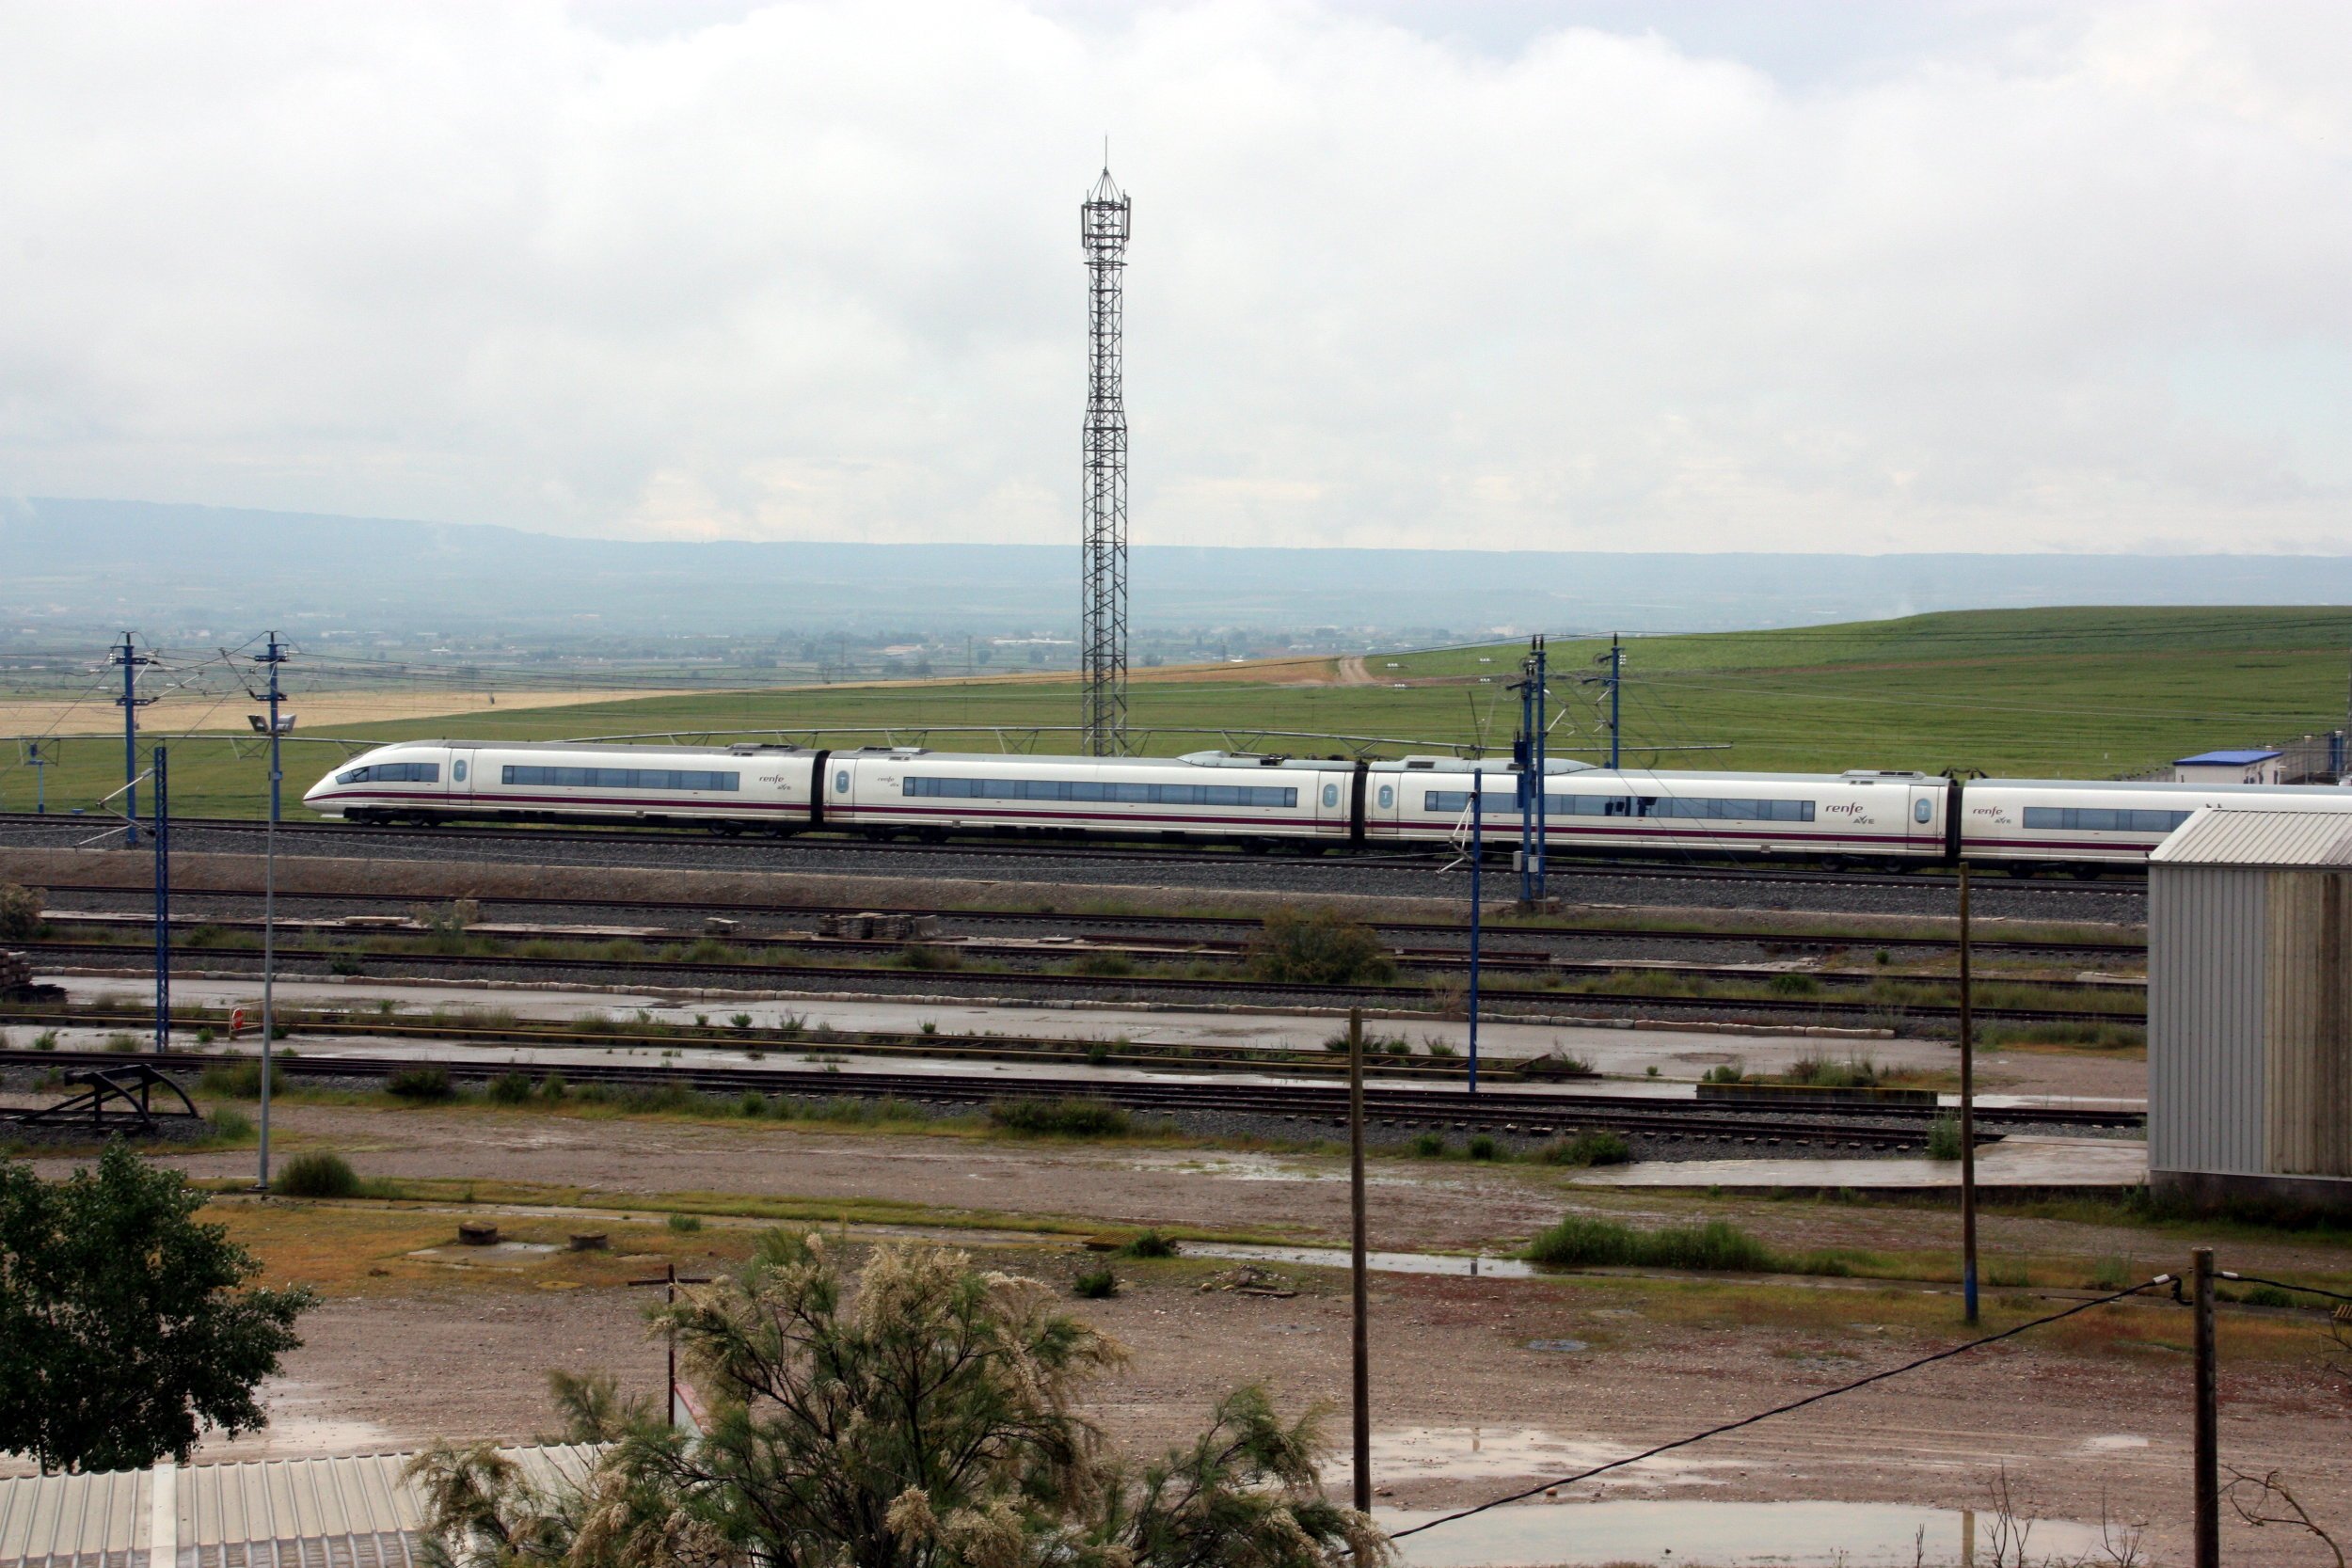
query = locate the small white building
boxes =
[2171,748,2285,785]
[2149,807,2352,1213]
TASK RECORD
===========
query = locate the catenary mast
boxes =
[1080,161,1132,756]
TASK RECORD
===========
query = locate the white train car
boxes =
[1377,765,1949,863]
[304,740,819,828]
[1962,777,2352,865]
[821,748,1359,843]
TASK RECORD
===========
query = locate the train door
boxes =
[447,747,477,808]
[1364,769,1401,841]
[1905,783,1943,857]
[1315,770,1350,836]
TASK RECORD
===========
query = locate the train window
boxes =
[453,760,467,783]
[1423,791,1816,823]
[1914,798,1932,824]
[834,770,850,794]
[342,762,438,784]
[501,766,736,791]
[1377,784,1393,809]
[902,776,1296,808]
[2023,806,2193,833]
[1322,783,1340,808]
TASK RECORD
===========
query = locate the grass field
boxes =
[7,606,2349,820]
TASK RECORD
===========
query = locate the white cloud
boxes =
[0,0,2347,553]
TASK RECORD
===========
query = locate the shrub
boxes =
[199,1059,263,1098]
[1926,1116,1964,1161]
[275,1151,362,1199]
[667,1212,704,1233]
[990,1098,1130,1137]
[387,1066,453,1102]
[1767,973,1819,996]
[195,1026,216,1045]
[729,1013,755,1030]
[2241,1285,2295,1308]
[1423,1037,1458,1058]
[1408,1132,1446,1158]
[1073,1267,1120,1299]
[1244,907,1395,987]
[1467,1134,1499,1162]
[32,1030,58,1053]
[1521,1050,1599,1080]
[898,943,963,972]
[1527,1215,1775,1273]
[1538,1130,1631,1167]
[1119,1229,1178,1259]
[1785,1053,1880,1089]
[538,1072,567,1101]
[739,1091,769,1117]
[483,1071,532,1105]
[103,1033,141,1053]
[207,1106,254,1140]
[0,882,44,942]
[1700,1061,1745,1085]
[1074,953,1135,978]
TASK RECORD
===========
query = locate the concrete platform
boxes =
[1567,1135,2147,1193]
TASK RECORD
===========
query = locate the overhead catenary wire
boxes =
[1385,1276,2173,1543]
[2222,1272,2352,1305]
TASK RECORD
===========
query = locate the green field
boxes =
[8,607,2350,821]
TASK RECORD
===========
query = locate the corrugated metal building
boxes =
[2149,807,2352,1212]
[0,1447,604,1568]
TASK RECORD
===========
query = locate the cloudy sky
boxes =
[2,1,2347,554]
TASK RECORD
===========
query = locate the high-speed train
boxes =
[301,739,2352,869]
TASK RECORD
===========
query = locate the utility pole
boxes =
[2192,1246,2217,1568]
[1347,1007,1370,1514]
[257,632,288,822]
[151,747,169,1052]
[1960,861,1978,1324]
[1607,634,1623,771]
[24,740,49,814]
[112,632,155,844]
[1079,160,1132,756]
[1512,636,1548,905]
[1469,768,1483,1094]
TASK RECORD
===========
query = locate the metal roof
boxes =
[0,1447,604,1568]
[2151,807,2352,867]
[2173,750,2282,766]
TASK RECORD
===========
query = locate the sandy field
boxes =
[17,1101,2348,1563]
[0,689,689,735]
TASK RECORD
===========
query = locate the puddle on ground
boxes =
[1189,1243,1535,1279]
[1129,1154,1439,1188]
[2081,1434,2149,1452]
[1343,1429,1719,1487]
[1380,1499,2110,1567]
[406,1241,561,1265]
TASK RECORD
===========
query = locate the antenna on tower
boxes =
[1079,155,1132,757]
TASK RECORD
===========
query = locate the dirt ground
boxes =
[20,1105,2352,1564]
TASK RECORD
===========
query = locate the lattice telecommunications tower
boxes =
[1080,163,1132,756]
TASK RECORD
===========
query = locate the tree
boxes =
[411,1235,1386,1568]
[0,1141,313,1472]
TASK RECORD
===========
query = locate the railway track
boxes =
[0,811,2150,894]
[0,1042,2116,1148]
[14,937,2148,1027]
[30,912,2149,998]
[30,881,2150,960]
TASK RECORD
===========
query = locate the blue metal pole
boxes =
[1469,768,1482,1095]
[1532,635,1547,901]
[1517,671,1534,905]
[153,746,168,1052]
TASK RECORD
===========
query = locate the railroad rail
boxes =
[29,881,2150,959]
[0,812,2151,892]
[0,1043,2112,1148]
[10,939,2148,1027]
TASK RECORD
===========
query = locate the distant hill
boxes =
[10,496,2352,637]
